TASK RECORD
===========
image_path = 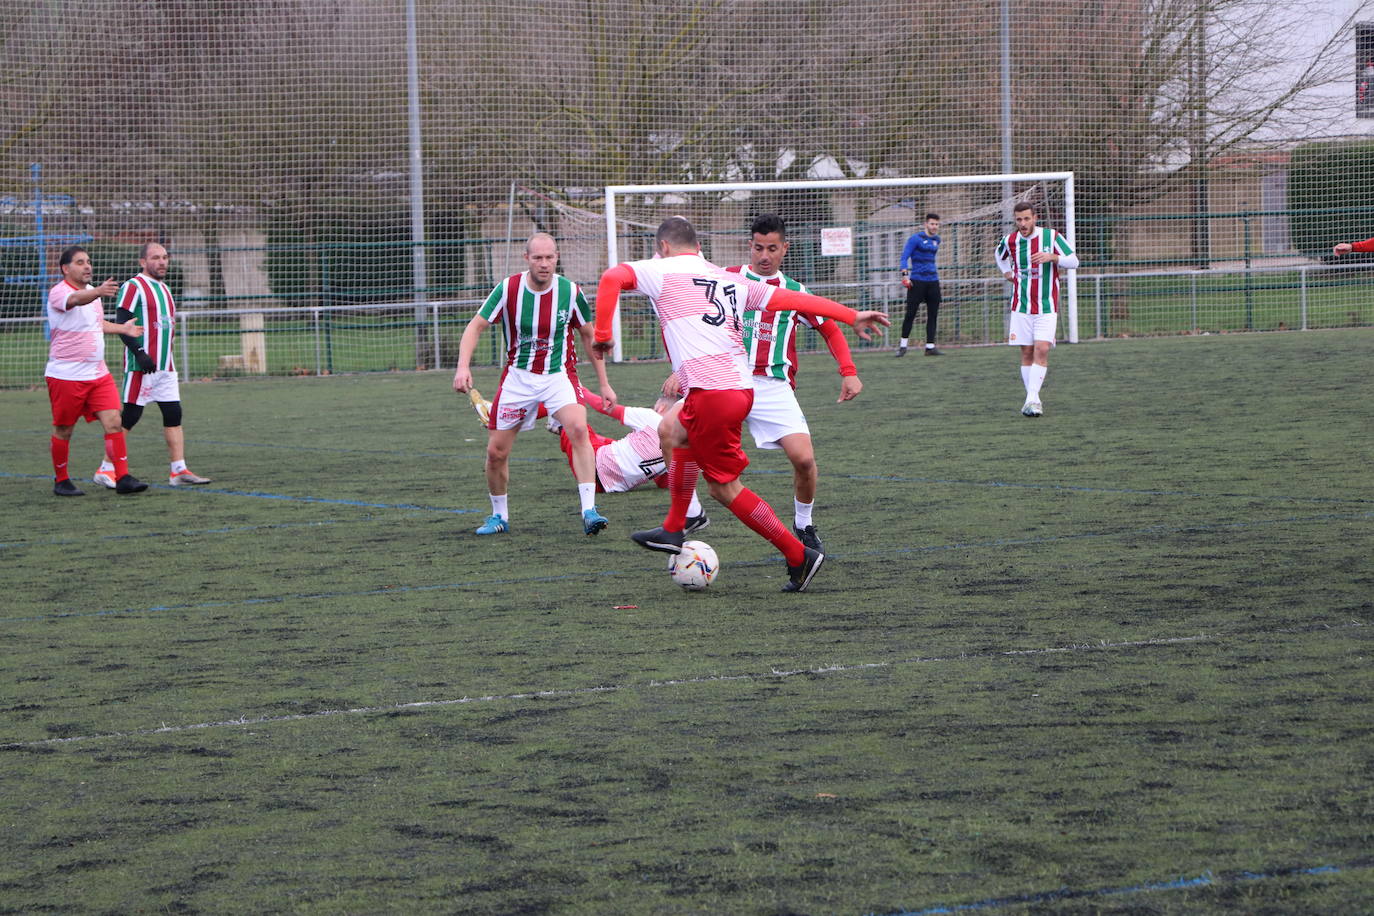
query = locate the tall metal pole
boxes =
[406,0,429,367]
[1000,0,1014,225]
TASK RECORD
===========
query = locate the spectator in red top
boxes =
[1332,237,1374,256]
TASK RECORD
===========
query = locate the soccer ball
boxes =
[669,540,719,591]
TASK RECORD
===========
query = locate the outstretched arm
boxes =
[592,263,637,356]
[764,287,889,340]
[1333,236,1374,256]
[816,319,861,402]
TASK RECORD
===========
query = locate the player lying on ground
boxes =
[592,216,889,593]
[469,385,711,531]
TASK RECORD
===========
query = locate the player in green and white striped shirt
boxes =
[994,203,1079,417]
[93,242,212,488]
[452,233,616,536]
[725,213,862,550]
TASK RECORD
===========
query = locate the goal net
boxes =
[592,173,1076,360]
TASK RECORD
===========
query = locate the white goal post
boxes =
[603,172,1077,361]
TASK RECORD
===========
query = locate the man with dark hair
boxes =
[93,242,211,489]
[897,213,943,356]
[44,246,148,496]
[994,203,1079,417]
[719,212,862,551]
[593,216,889,592]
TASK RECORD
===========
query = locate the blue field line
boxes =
[869,862,1357,915]
[4,509,1371,625]
[0,471,480,514]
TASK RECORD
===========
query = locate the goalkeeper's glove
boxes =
[132,348,156,373]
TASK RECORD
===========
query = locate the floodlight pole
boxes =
[405,0,430,368]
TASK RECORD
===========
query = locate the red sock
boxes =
[103,432,129,479]
[727,487,806,565]
[50,436,70,481]
[663,448,699,531]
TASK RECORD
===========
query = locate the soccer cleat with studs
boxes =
[684,513,710,535]
[582,507,608,536]
[894,346,907,357]
[54,478,85,497]
[630,526,684,555]
[794,524,823,551]
[93,467,117,489]
[476,514,509,535]
[169,468,212,486]
[1021,399,1043,418]
[782,547,825,592]
[115,474,148,494]
[924,346,942,355]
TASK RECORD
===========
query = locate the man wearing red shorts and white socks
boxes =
[592,217,888,592]
[45,245,149,496]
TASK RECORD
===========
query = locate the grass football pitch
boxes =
[1,330,1371,914]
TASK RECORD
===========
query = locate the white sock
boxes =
[925,342,936,350]
[1027,365,1047,400]
[577,482,596,513]
[1020,365,1032,395]
[686,490,704,518]
[170,460,187,474]
[490,493,508,519]
[794,498,814,530]
[899,337,909,348]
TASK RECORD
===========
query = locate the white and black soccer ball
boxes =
[669,540,719,591]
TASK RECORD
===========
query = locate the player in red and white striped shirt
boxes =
[593,217,888,592]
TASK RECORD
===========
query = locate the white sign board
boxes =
[820,226,853,257]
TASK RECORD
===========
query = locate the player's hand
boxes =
[452,367,471,393]
[599,383,617,410]
[1004,271,1016,282]
[851,310,890,341]
[1333,243,1353,256]
[838,375,862,402]
[119,318,143,338]
[591,339,613,359]
[1030,251,1056,265]
[900,276,912,289]
[660,372,681,398]
[133,348,156,373]
[95,277,119,298]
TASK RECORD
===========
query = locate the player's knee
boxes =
[791,453,817,478]
[121,403,144,431]
[158,401,182,428]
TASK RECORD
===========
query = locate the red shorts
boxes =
[680,387,753,484]
[558,424,615,493]
[47,374,120,427]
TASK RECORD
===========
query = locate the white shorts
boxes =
[746,376,809,449]
[491,366,580,431]
[1007,312,1058,347]
[121,370,181,405]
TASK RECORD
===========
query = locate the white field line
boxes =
[2,623,1364,751]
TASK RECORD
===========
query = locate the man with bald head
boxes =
[453,232,616,536]
[93,241,212,489]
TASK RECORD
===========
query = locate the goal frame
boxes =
[603,171,1077,360]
